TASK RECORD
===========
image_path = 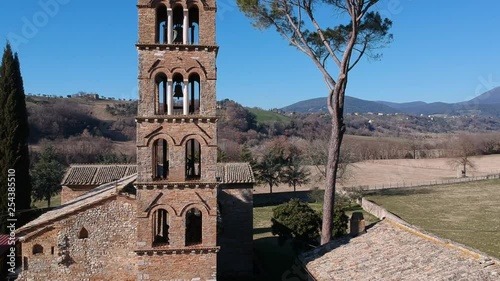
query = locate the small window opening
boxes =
[78,227,89,239]
[32,244,43,255]
[185,139,201,180]
[188,73,200,114]
[153,209,170,245]
[185,208,202,245]
[172,6,184,44]
[172,73,185,114]
[51,246,55,255]
[189,6,199,44]
[153,139,169,180]
[155,73,169,115]
[156,5,168,43]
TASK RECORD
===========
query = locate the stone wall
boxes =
[217,184,253,280]
[17,197,137,281]
[360,197,408,226]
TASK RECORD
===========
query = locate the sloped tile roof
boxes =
[18,174,137,235]
[61,164,137,185]
[216,163,255,183]
[62,163,254,185]
[300,219,500,281]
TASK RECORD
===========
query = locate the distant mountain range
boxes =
[281,87,500,116]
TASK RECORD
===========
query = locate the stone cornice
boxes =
[135,116,218,124]
[134,182,219,190]
[135,246,220,255]
[136,44,219,53]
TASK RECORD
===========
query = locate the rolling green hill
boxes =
[246,107,291,124]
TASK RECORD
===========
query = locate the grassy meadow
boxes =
[365,179,500,259]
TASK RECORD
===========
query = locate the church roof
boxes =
[61,163,254,185]
[300,219,500,281]
[18,174,137,235]
[61,164,137,185]
[216,162,255,184]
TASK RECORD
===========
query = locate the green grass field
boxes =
[253,203,378,281]
[32,193,61,209]
[365,179,500,259]
[246,108,291,124]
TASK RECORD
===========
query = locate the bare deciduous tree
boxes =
[448,134,480,178]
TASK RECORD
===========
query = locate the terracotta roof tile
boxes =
[300,219,500,281]
[216,163,255,183]
[18,174,137,235]
[62,163,254,185]
[61,164,136,185]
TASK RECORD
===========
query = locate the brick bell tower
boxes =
[135,0,219,280]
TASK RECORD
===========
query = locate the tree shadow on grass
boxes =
[254,235,308,281]
[364,187,434,197]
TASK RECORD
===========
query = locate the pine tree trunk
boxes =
[321,83,347,245]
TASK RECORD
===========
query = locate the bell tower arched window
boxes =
[155,73,170,115]
[156,5,168,43]
[172,6,184,44]
[185,208,202,245]
[188,73,200,114]
[172,73,189,115]
[153,139,169,180]
[188,6,199,44]
[153,209,169,245]
[185,139,201,180]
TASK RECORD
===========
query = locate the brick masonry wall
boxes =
[137,0,216,46]
[137,253,217,281]
[17,197,137,281]
[137,49,217,117]
[217,185,254,280]
[136,188,218,249]
[136,121,217,183]
[135,187,218,280]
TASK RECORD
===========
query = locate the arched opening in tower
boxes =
[153,139,169,180]
[185,208,202,245]
[172,73,186,114]
[189,6,199,44]
[172,6,184,44]
[155,72,169,114]
[188,73,200,114]
[185,139,201,180]
[156,5,168,43]
[153,209,170,245]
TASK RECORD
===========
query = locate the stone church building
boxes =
[16,0,254,280]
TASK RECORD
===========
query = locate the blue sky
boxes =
[1,0,499,109]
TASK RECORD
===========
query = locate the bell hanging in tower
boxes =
[174,83,183,98]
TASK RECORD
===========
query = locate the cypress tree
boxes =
[0,42,32,232]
